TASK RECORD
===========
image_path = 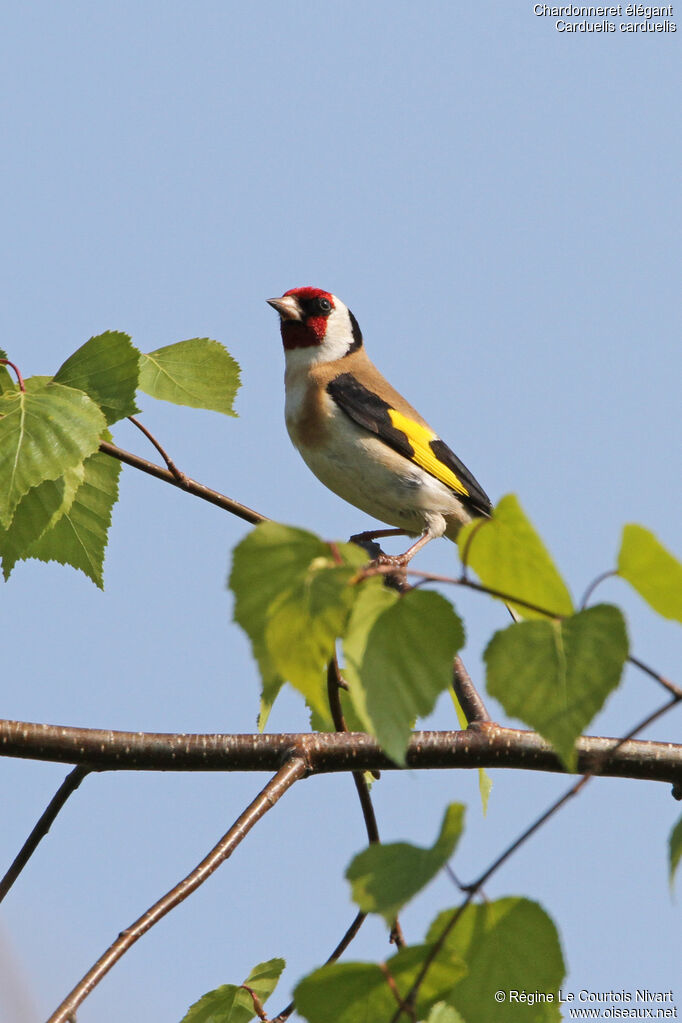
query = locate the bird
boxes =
[266,286,492,567]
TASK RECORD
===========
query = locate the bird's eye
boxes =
[316,297,332,314]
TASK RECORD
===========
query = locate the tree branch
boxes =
[327,658,380,844]
[326,658,405,949]
[2,718,681,787]
[0,765,90,903]
[389,693,681,1022]
[271,910,368,1023]
[46,755,308,1023]
[452,656,491,724]
[99,439,265,524]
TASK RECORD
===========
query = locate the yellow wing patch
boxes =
[387,408,470,497]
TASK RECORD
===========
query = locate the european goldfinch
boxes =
[267,287,492,566]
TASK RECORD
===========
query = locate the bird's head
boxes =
[267,287,363,363]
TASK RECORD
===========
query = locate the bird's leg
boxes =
[350,526,439,568]
[376,528,436,568]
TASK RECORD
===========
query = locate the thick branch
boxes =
[47,756,307,1023]
[2,719,681,787]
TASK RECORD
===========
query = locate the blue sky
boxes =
[1,3,680,1021]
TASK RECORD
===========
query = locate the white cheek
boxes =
[321,306,356,360]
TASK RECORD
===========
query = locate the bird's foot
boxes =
[374,550,410,568]
[366,552,411,593]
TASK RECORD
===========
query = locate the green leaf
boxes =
[485,605,628,768]
[231,524,325,719]
[457,495,573,619]
[229,523,367,722]
[294,943,466,1023]
[24,448,121,587]
[617,524,682,623]
[477,767,493,815]
[341,580,398,728]
[346,803,465,924]
[344,588,465,764]
[53,331,140,425]
[427,1004,465,1023]
[181,957,285,1023]
[296,963,394,1023]
[0,464,84,579]
[265,557,364,720]
[257,674,285,732]
[139,338,240,415]
[0,378,106,528]
[669,815,682,892]
[426,898,565,1023]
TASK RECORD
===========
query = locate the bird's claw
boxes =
[374,551,410,568]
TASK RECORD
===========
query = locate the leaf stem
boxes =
[0,357,26,392]
[126,415,189,485]
[580,569,618,609]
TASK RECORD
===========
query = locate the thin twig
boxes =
[628,654,682,699]
[99,439,265,525]
[458,518,487,578]
[580,569,617,609]
[271,910,368,1023]
[454,577,564,618]
[391,567,682,706]
[0,766,90,903]
[390,693,682,1022]
[361,565,564,617]
[381,961,416,1021]
[444,863,477,897]
[452,656,491,725]
[326,658,380,844]
[327,660,406,948]
[46,756,307,1023]
[127,415,189,485]
[326,659,406,948]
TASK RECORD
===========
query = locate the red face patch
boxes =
[280,287,335,349]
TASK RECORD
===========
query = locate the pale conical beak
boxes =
[266,295,302,321]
